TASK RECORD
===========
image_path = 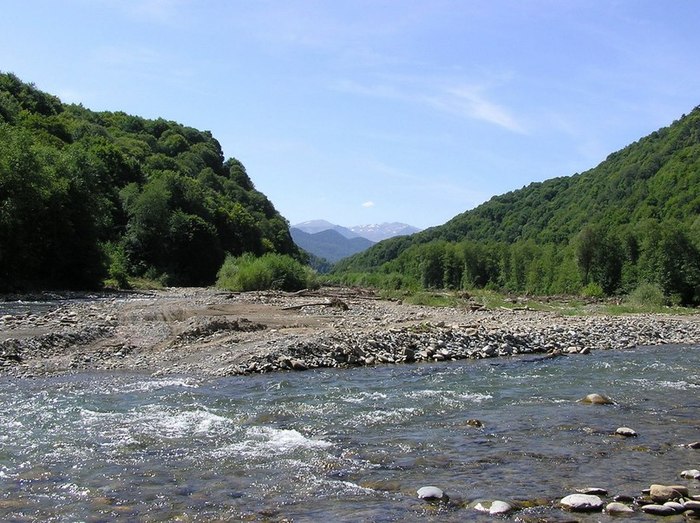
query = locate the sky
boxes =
[2,1,700,229]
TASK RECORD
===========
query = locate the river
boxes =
[1,344,698,521]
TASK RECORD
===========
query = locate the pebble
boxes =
[642,504,677,516]
[474,500,513,515]
[417,486,446,501]
[488,500,513,515]
[580,393,614,405]
[605,502,634,514]
[663,501,685,513]
[577,487,608,495]
[681,469,700,479]
[615,427,638,437]
[560,494,604,512]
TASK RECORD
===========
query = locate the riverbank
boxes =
[1,287,699,378]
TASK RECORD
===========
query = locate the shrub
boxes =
[216,253,317,292]
[627,282,666,307]
[581,282,605,299]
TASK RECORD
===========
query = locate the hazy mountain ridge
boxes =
[293,220,420,243]
[290,228,374,264]
[349,222,421,242]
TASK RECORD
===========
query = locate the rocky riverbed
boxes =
[1,287,699,378]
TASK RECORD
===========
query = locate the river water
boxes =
[1,345,698,522]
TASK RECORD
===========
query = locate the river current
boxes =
[1,344,699,522]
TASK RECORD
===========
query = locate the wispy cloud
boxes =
[334,77,525,133]
[361,201,375,208]
[433,86,526,133]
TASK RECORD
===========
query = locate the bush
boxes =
[581,282,605,299]
[626,282,666,307]
[216,253,317,292]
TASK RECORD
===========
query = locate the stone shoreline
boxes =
[1,287,699,378]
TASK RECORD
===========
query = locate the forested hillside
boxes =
[0,73,299,290]
[335,108,700,304]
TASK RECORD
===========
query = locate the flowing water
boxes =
[1,345,699,522]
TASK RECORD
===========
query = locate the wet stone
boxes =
[606,502,634,514]
[417,486,446,501]
[580,393,614,405]
[615,427,638,437]
[642,504,677,516]
[560,494,604,512]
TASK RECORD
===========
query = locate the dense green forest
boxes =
[335,108,700,305]
[0,73,300,291]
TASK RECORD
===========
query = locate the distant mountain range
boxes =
[291,220,420,264]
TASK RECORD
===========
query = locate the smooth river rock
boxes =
[649,484,688,502]
[560,494,604,512]
[474,500,513,515]
[605,502,634,514]
[642,504,677,516]
[615,427,638,437]
[580,393,614,405]
[681,469,700,479]
[417,486,446,501]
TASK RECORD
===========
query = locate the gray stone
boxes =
[577,487,608,495]
[649,484,687,502]
[681,469,700,479]
[683,500,700,510]
[605,502,634,514]
[663,501,685,513]
[642,504,677,516]
[615,427,638,437]
[580,393,614,405]
[560,494,604,512]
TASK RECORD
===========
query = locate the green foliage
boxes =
[0,72,301,290]
[626,282,666,307]
[216,253,317,292]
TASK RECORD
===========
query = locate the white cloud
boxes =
[334,76,525,133]
[436,86,526,134]
[361,201,375,208]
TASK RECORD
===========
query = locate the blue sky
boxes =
[2,1,700,229]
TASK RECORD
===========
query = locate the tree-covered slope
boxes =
[335,107,700,304]
[338,107,700,271]
[0,72,299,290]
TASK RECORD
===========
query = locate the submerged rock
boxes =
[473,500,513,515]
[580,393,614,405]
[681,469,700,479]
[615,427,638,437]
[605,502,634,514]
[577,487,608,495]
[417,486,446,501]
[488,500,513,515]
[560,493,604,512]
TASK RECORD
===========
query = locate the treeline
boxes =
[0,73,300,291]
[335,106,700,305]
[334,220,700,304]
